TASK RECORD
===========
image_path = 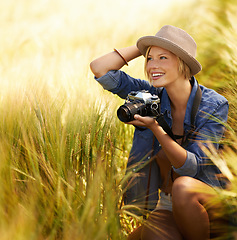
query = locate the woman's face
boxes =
[146,46,182,88]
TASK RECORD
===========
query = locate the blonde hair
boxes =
[144,46,192,83]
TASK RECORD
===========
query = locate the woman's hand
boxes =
[126,114,158,130]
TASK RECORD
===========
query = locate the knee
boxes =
[172,176,196,206]
[172,176,194,195]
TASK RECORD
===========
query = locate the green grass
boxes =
[0,82,133,239]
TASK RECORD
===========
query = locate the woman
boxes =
[90,25,229,239]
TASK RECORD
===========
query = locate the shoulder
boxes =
[198,84,228,121]
[199,84,228,108]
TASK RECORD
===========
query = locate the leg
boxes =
[127,226,142,240]
[141,210,183,240]
[172,176,216,240]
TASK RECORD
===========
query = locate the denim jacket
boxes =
[95,70,229,211]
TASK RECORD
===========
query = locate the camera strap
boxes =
[182,83,202,147]
[156,114,177,141]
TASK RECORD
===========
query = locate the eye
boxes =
[147,57,153,61]
[160,56,167,60]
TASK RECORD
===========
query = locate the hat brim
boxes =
[137,36,202,76]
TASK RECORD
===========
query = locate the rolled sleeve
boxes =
[173,151,198,177]
[94,70,120,91]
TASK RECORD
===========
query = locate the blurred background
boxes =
[0,0,236,239]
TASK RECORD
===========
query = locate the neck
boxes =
[166,79,192,111]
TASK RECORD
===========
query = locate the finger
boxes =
[134,114,143,120]
[126,120,144,125]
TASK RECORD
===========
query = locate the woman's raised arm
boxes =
[90,45,141,78]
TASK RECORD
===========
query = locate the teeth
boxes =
[152,73,163,77]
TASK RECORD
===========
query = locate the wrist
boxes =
[149,120,160,131]
[115,46,142,63]
[150,121,167,136]
[114,48,128,66]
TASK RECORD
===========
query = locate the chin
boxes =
[152,81,161,88]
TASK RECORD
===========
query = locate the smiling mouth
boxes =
[152,73,164,77]
[151,73,164,80]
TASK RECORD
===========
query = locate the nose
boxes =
[147,59,160,70]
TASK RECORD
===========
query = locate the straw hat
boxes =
[136,25,202,75]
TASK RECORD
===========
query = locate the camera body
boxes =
[117,90,160,122]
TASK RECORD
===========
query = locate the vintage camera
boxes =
[117,90,160,122]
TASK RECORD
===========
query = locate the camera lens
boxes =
[117,101,146,122]
[117,106,131,122]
